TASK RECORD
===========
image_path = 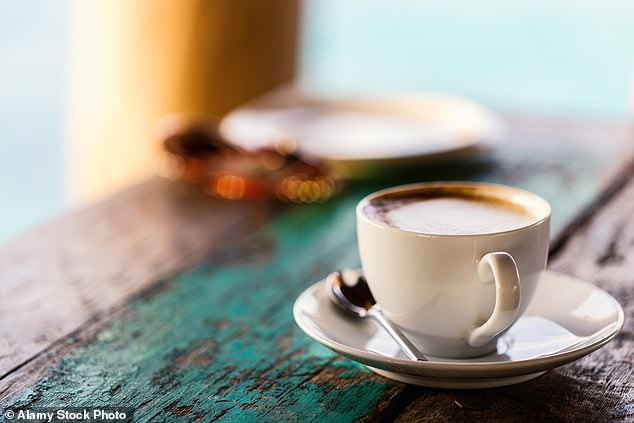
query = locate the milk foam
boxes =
[381,197,534,235]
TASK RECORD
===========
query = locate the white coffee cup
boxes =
[356,182,551,358]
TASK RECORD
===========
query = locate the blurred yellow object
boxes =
[65,0,299,204]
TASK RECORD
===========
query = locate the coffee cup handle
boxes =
[468,252,521,347]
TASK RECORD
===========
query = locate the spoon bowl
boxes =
[326,270,428,361]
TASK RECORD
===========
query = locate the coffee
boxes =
[366,195,535,235]
[357,182,551,357]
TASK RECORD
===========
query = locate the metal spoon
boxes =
[326,270,428,361]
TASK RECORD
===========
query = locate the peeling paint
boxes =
[8,193,392,422]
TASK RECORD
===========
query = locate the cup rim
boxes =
[357,181,551,238]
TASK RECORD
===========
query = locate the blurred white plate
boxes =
[220,88,505,178]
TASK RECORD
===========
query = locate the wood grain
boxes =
[0,179,274,376]
[1,117,632,421]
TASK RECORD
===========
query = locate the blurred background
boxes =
[1,0,633,243]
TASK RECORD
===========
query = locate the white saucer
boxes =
[220,87,505,178]
[293,270,624,389]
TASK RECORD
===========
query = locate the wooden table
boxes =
[1,115,632,422]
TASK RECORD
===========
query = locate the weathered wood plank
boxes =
[1,117,631,421]
[2,115,625,390]
[0,179,275,376]
[4,194,395,421]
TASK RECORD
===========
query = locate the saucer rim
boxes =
[293,270,624,380]
[368,367,548,389]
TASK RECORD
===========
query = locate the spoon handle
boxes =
[368,307,428,361]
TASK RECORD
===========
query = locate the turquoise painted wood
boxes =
[6,126,626,421]
[13,194,389,422]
